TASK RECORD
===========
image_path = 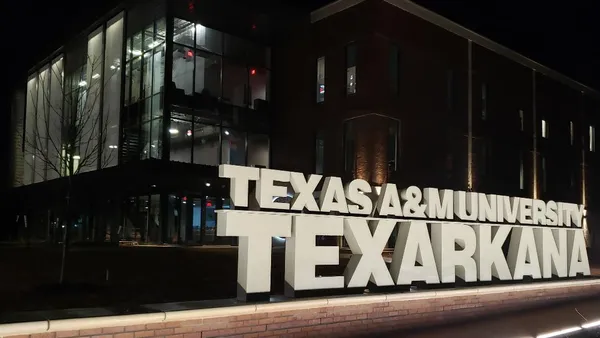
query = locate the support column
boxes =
[467,40,473,191]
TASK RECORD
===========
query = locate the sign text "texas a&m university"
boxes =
[216,165,591,301]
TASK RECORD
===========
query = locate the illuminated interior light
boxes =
[92,73,101,79]
[186,129,192,137]
[169,128,179,135]
[224,130,230,136]
[250,68,256,75]
[537,327,581,338]
[78,81,87,87]
[72,155,81,160]
[110,65,116,70]
[205,182,211,187]
[132,49,142,56]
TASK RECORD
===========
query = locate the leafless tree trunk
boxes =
[23,55,119,284]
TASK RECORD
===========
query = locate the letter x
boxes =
[344,218,396,287]
[290,173,321,212]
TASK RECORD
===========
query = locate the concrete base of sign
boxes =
[284,281,364,298]
[236,283,270,302]
[2,279,600,338]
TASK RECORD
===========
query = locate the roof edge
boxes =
[310,0,599,97]
[310,0,366,23]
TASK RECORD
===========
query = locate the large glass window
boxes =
[169,117,192,163]
[102,13,123,168]
[316,57,325,103]
[47,58,64,181]
[193,122,220,166]
[194,50,221,98]
[195,23,222,54]
[123,17,165,162]
[221,128,245,165]
[170,18,270,111]
[223,61,247,107]
[247,133,269,168]
[35,67,49,183]
[172,44,194,95]
[346,43,357,95]
[24,76,38,185]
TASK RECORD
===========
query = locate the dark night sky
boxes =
[1,0,599,189]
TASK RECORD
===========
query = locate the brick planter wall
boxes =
[2,280,600,338]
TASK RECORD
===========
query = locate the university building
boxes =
[7,0,600,255]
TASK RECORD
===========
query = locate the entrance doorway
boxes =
[168,195,231,245]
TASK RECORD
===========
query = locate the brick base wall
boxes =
[3,280,600,338]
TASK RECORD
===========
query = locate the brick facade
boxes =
[3,280,600,338]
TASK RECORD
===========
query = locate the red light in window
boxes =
[186,129,192,137]
[252,24,257,30]
[186,50,193,58]
[206,201,213,207]
[182,196,187,201]
[250,68,256,75]
[188,0,195,12]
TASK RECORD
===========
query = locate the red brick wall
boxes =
[4,280,600,338]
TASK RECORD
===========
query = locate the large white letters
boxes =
[431,223,478,283]
[343,218,395,287]
[390,221,440,285]
[473,225,512,281]
[285,215,344,292]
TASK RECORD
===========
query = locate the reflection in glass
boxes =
[193,123,220,166]
[172,44,193,95]
[169,118,192,163]
[103,13,123,168]
[222,129,246,165]
[194,50,221,98]
[346,44,357,95]
[173,18,194,46]
[131,57,141,103]
[247,134,269,168]
[249,68,269,109]
[195,23,222,54]
[143,51,152,99]
[222,61,247,107]
[317,57,325,103]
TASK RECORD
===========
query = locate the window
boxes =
[388,122,399,171]
[222,60,247,107]
[249,67,269,110]
[389,45,400,95]
[316,57,325,103]
[519,110,524,131]
[346,44,357,95]
[590,126,596,152]
[247,134,269,168]
[315,131,324,174]
[222,128,246,165]
[570,121,574,146]
[102,13,123,168]
[194,50,222,98]
[542,120,548,138]
[481,83,487,120]
[192,122,219,166]
[169,118,192,163]
[542,156,547,192]
[519,153,524,190]
[172,45,194,96]
[195,23,222,54]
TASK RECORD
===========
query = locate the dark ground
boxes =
[1,244,598,319]
[0,244,347,315]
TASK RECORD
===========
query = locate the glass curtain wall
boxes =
[123,18,165,161]
[169,112,269,168]
[20,12,124,185]
[170,18,270,111]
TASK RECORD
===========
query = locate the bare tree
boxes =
[23,55,119,284]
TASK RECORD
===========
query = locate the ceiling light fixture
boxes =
[169,128,179,135]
